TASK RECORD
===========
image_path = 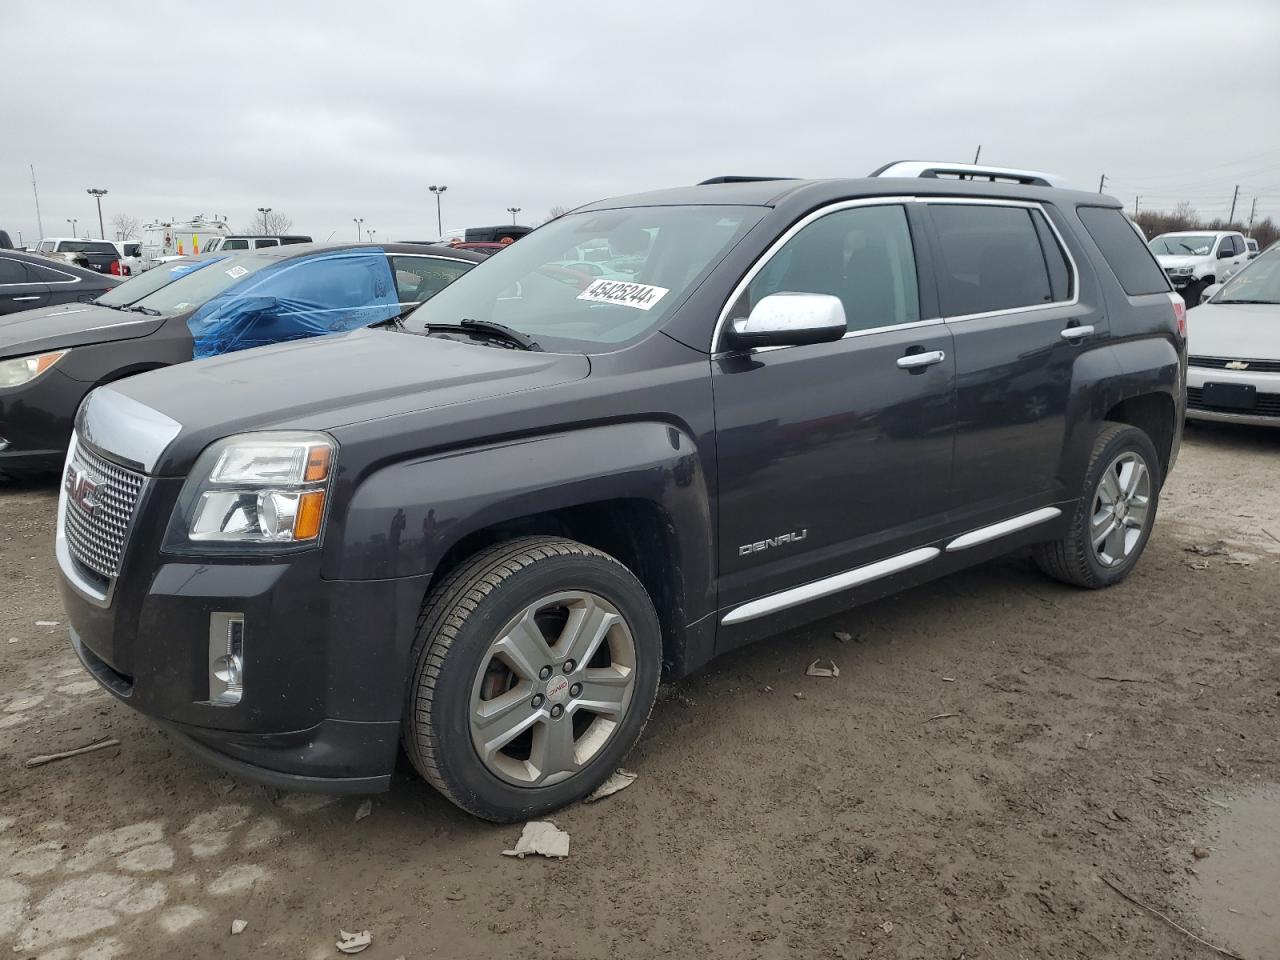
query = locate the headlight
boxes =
[0,350,68,388]
[166,432,335,550]
[1174,266,1194,275]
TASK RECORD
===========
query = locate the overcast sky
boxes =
[4,0,1279,246]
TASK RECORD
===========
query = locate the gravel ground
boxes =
[1,421,1277,960]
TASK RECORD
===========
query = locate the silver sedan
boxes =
[1186,250,1280,427]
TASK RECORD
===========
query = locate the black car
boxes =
[55,162,1186,821]
[0,243,480,475]
[1,249,121,316]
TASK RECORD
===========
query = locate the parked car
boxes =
[54,162,1185,821]
[1185,249,1280,426]
[1245,237,1260,259]
[110,241,144,277]
[35,238,121,275]
[0,249,121,316]
[1148,230,1250,305]
[0,243,479,475]
[204,235,313,254]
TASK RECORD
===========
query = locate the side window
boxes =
[1076,206,1170,296]
[389,256,473,302]
[28,263,76,283]
[734,204,920,332]
[0,258,31,284]
[1030,211,1072,302]
[222,239,250,251]
[38,241,53,254]
[928,205,1053,316]
[1230,236,1244,256]
[253,238,280,249]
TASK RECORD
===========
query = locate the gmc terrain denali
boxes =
[56,163,1186,821]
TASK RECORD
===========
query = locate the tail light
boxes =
[109,260,123,276]
[1168,293,1187,340]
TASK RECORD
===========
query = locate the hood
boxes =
[0,303,164,357]
[1187,302,1280,358]
[1154,254,1205,269]
[101,327,591,474]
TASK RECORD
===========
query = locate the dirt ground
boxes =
[2,421,1278,960]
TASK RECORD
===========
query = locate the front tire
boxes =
[403,537,661,822]
[1034,423,1161,589]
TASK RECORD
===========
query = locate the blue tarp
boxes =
[187,248,400,359]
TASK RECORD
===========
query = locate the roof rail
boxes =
[697,176,797,185]
[869,160,1072,189]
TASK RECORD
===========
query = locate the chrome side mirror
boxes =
[728,292,847,349]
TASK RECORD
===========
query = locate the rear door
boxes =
[1221,235,1247,280]
[712,201,956,618]
[0,257,50,313]
[922,200,1099,525]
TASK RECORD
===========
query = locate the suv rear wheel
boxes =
[403,536,661,821]
[1034,423,1161,588]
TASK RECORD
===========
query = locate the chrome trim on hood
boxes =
[76,386,182,474]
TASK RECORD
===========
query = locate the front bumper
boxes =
[0,367,86,473]
[57,472,431,791]
[1186,365,1280,427]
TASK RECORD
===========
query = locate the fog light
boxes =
[208,612,244,705]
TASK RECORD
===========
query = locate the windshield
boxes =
[405,205,762,350]
[127,253,277,315]
[1212,251,1280,305]
[95,258,220,306]
[1149,235,1215,256]
[58,240,117,255]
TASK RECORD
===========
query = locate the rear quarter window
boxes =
[1076,206,1170,296]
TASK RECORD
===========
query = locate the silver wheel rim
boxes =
[1090,451,1152,567]
[468,590,637,787]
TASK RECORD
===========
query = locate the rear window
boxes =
[928,204,1062,316]
[58,240,117,256]
[1079,207,1171,296]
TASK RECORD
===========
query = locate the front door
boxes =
[713,202,956,618]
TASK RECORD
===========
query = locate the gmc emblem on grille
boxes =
[64,464,102,517]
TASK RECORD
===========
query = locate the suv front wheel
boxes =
[403,536,662,821]
[1034,423,1161,589]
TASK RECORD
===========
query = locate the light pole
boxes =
[429,184,447,238]
[256,206,272,234]
[86,188,108,238]
[506,206,521,225]
[353,218,364,242]
[66,218,78,236]
[366,229,376,243]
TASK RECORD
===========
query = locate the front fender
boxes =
[325,420,714,611]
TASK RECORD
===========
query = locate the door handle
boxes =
[896,349,946,369]
[1059,324,1094,342]
[10,296,41,302]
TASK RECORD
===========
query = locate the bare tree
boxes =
[110,213,140,241]
[543,205,569,225]
[241,210,294,235]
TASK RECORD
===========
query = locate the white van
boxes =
[139,216,231,268]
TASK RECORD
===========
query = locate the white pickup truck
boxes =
[1148,230,1250,305]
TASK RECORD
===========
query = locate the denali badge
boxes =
[1225,360,1250,370]
[64,464,102,518]
[739,529,808,556]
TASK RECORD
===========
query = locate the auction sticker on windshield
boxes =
[577,278,669,311]
[225,265,249,279]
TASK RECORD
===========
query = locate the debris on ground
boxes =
[793,692,805,700]
[1192,846,1211,859]
[354,799,372,822]
[1185,559,1211,570]
[1100,876,1243,960]
[806,659,839,678]
[881,921,895,934]
[925,712,958,723]
[586,768,637,803]
[34,620,60,627]
[942,677,956,682]
[26,737,120,768]
[231,919,247,935]
[1185,541,1230,557]
[336,929,373,954]
[833,631,852,642]
[502,821,570,859]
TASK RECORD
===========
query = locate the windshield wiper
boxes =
[122,305,161,316]
[1215,298,1277,304]
[428,319,542,351]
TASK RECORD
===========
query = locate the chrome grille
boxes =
[63,442,145,579]
[1189,355,1280,374]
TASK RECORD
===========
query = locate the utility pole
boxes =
[1134,195,1140,218]
[1098,174,1107,194]
[507,206,521,225]
[353,217,364,242]
[1247,197,1258,234]
[31,164,44,240]
[429,184,447,238]
[1228,185,1240,224]
[973,145,981,164]
[86,188,108,238]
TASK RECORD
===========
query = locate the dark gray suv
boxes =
[55,161,1186,821]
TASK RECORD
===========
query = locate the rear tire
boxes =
[1034,423,1161,589]
[403,536,661,822]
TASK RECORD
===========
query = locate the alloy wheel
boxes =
[1090,451,1152,567]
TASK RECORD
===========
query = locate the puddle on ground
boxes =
[1193,784,1280,958]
